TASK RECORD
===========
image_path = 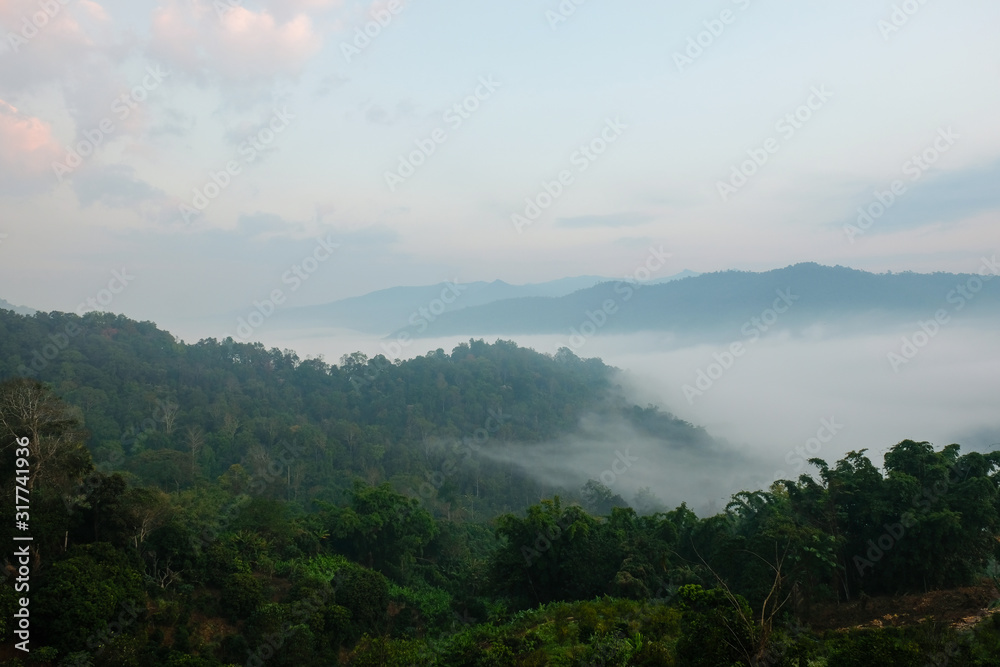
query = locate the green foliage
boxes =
[826,628,923,667]
[322,482,438,581]
[346,635,431,666]
[335,563,391,641]
[780,441,1000,600]
[34,542,144,653]
[966,613,1000,665]
[389,582,454,635]
[221,571,264,618]
[675,584,756,667]
[3,310,1000,665]
[580,629,644,667]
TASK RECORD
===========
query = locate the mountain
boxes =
[390,262,1000,340]
[0,307,731,516]
[270,271,699,333]
[0,297,36,316]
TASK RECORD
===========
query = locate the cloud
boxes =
[0,0,110,84]
[150,0,325,84]
[360,98,417,126]
[0,0,150,145]
[315,72,349,98]
[885,160,1000,228]
[148,107,197,139]
[833,159,1000,234]
[72,164,185,224]
[556,212,656,228]
[0,99,63,194]
[474,411,751,514]
[234,211,399,246]
[73,164,163,207]
[235,211,291,239]
[264,0,345,23]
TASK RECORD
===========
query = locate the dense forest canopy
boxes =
[1,306,999,665]
[0,308,719,516]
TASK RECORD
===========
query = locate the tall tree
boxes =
[0,378,90,492]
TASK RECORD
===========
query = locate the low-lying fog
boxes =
[236,323,1000,515]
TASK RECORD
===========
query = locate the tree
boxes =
[322,482,437,581]
[675,584,756,667]
[0,378,90,492]
[0,378,93,570]
[35,542,144,653]
[582,479,628,516]
[633,486,667,515]
[185,426,205,477]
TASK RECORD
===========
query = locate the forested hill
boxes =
[2,308,1000,665]
[0,307,716,516]
[396,261,1000,339]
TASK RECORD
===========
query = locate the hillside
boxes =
[1,308,999,665]
[269,271,699,334]
[395,262,1000,339]
[0,307,722,517]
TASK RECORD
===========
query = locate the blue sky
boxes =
[1,0,998,333]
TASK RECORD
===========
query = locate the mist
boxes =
[246,321,1000,514]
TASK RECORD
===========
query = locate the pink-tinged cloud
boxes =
[265,0,344,22]
[151,1,324,82]
[0,0,108,50]
[0,99,64,194]
[0,0,117,98]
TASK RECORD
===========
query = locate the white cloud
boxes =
[0,98,63,194]
[150,0,325,84]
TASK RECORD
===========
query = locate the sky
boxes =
[1,0,999,334]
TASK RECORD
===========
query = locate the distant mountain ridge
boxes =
[0,298,35,316]
[389,262,1000,340]
[272,271,699,334]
